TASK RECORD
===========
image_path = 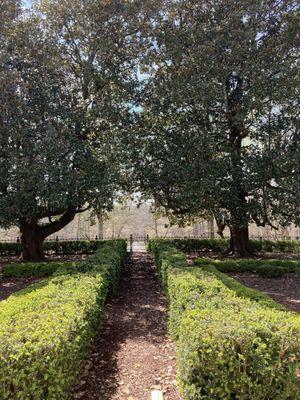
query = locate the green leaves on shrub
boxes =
[2,261,77,278]
[0,239,112,257]
[194,258,300,277]
[0,239,126,400]
[150,239,300,400]
[179,307,300,400]
[149,238,300,254]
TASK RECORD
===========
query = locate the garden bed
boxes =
[0,255,86,301]
[227,272,300,313]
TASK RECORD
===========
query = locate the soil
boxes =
[227,272,300,313]
[72,253,181,400]
[0,276,41,301]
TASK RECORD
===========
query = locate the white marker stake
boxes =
[151,389,164,400]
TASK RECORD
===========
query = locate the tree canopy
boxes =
[131,0,299,255]
[0,0,299,259]
[0,0,145,259]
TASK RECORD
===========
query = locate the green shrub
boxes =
[0,239,115,257]
[194,257,300,277]
[179,307,300,400]
[0,241,22,256]
[149,238,229,253]
[150,239,300,400]
[149,238,300,254]
[2,261,77,278]
[0,239,126,400]
[200,265,284,310]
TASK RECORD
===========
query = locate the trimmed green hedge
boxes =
[149,239,300,400]
[0,239,126,400]
[0,239,114,257]
[149,238,300,253]
[194,257,300,278]
[2,261,77,278]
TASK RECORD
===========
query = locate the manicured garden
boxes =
[1,0,299,398]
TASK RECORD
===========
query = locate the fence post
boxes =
[130,234,133,253]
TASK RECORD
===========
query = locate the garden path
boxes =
[72,252,181,400]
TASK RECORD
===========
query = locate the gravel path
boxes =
[72,252,180,400]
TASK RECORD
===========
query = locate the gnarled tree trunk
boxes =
[20,219,46,261]
[228,224,252,257]
[19,208,76,261]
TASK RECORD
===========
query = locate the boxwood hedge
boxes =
[149,237,300,253]
[2,260,77,278]
[149,239,300,400]
[194,257,300,278]
[0,239,126,400]
[0,239,113,257]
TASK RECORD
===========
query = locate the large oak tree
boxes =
[132,0,299,255]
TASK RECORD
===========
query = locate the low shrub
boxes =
[200,265,284,310]
[179,306,300,400]
[2,261,77,278]
[251,239,300,253]
[149,237,229,253]
[0,239,126,400]
[0,239,114,257]
[150,239,300,400]
[194,257,300,277]
[149,238,300,254]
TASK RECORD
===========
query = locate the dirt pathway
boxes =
[72,253,180,400]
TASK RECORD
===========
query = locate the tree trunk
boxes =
[97,213,104,240]
[20,220,46,261]
[228,224,253,257]
[19,208,77,261]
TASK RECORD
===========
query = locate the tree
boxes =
[0,0,143,260]
[132,0,299,255]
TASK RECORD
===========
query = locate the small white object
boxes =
[151,389,164,400]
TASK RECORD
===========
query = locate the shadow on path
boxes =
[72,252,180,400]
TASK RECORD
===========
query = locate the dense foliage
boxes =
[0,239,126,399]
[149,237,300,253]
[133,0,300,255]
[150,239,300,399]
[0,239,113,257]
[0,0,145,260]
[2,260,76,278]
[194,257,300,278]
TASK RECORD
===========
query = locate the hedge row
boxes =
[150,238,300,253]
[0,239,112,257]
[194,257,300,278]
[2,261,77,278]
[149,239,300,400]
[0,239,126,400]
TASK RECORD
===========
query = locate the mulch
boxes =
[72,253,181,400]
[226,272,300,313]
